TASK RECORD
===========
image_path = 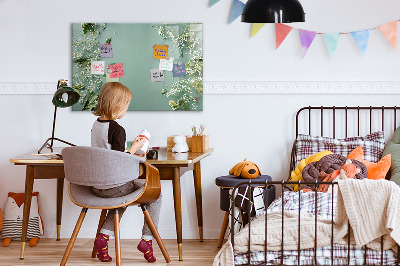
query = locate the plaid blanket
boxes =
[234,191,397,265]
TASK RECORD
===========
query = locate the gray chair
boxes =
[60,146,171,265]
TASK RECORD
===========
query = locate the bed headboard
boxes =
[290,106,400,179]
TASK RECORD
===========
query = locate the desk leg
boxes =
[193,161,203,242]
[56,178,64,241]
[172,167,183,261]
[20,165,35,259]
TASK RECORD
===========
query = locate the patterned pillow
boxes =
[294,131,385,166]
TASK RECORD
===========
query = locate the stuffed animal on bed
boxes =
[1,192,44,247]
[229,159,261,179]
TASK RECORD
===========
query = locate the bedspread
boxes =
[214,179,400,266]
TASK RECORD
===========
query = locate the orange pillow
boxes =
[347,146,391,180]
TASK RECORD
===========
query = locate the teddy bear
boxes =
[172,135,189,153]
[1,192,44,247]
[229,159,261,179]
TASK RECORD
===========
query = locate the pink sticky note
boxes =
[109,63,124,78]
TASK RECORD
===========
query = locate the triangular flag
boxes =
[251,23,266,38]
[298,29,317,58]
[229,0,245,24]
[378,21,397,50]
[323,33,341,58]
[351,29,370,55]
[275,23,293,49]
[209,0,220,7]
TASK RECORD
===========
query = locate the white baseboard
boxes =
[1,81,400,95]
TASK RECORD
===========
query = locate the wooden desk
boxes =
[10,147,213,261]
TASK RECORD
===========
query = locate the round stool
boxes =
[215,175,275,248]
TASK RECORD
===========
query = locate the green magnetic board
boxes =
[72,23,203,111]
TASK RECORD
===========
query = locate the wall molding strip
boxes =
[1,81,400,95]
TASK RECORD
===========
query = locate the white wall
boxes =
[1,0,400,239]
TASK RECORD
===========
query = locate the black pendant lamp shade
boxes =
[241,0,305,23]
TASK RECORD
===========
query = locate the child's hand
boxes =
[134,149,149,157]
[129,137,147,155]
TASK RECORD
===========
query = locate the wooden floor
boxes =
[0,239,221,265]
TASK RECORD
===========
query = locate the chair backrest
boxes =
[62,146,145,187]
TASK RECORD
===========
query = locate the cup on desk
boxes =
[146,150,158,160]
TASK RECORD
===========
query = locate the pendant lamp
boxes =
[38,79,80,154]
[241,0,305,23]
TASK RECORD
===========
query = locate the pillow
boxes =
[295,131,385,166]
[348,146,391,180]
[289,150,333,191]
[382,126,400,184]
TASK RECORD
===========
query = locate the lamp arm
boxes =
[50,105,58,148]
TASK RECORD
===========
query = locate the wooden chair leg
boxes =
[217,211,230,248]
[60,208,88,266]
[114,210,121,266]
[92,209,108,258]
[141,205,171,263]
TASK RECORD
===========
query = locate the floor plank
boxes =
[0,239,221,265]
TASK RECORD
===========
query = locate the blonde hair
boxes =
[93,82,133,120]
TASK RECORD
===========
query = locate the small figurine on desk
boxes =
[172,135,189,153]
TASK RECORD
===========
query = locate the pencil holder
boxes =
[191,135,209,153]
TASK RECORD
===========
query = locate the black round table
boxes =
[215,175,275,248]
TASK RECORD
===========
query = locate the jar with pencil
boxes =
[191,124,209,153]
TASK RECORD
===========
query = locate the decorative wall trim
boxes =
[0,83,56,94]
[205,81,400,94]
[1,81,400,95]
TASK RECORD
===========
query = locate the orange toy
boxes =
[348,146,391,180]
[229,159,261,179]
[2,192,43,247]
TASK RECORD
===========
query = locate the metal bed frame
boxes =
[230,106,400,266]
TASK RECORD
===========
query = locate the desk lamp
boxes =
[38,79,80,154]
[241,0,305,23]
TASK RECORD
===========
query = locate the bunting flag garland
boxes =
[229,0,245,24]
[351,29,370,55]
[323,33,341,58]
[209,0,220,7]
[251,23,266,38]
[207,4,400,57]
[378,21,398,50]
[275,23,293,49]
[298,29,317,58]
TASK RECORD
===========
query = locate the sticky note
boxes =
[106,72,119,82]
[150,69,165,82]
[159,57,174,71]
[173,64,186,77]
[153,45,169,59]
[109,63,124,78]
[91,61,105,74]
[100,44,113,58]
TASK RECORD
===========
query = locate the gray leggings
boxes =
[92,180,162,240]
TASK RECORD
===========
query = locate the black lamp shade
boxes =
[241,0,305,23]
[52,84,80,108]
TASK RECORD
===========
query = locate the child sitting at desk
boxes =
[91,82,162,263]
